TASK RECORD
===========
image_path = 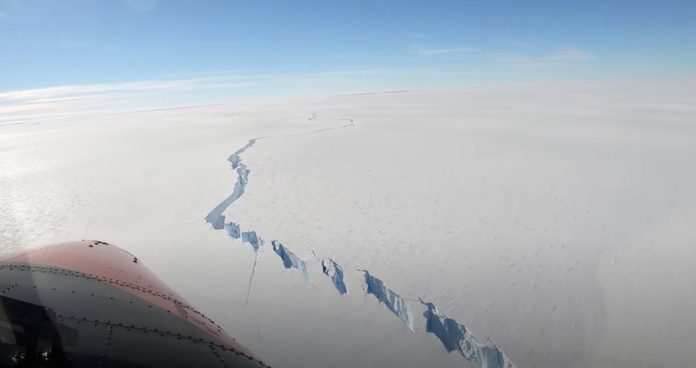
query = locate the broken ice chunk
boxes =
[271,241,309,280]
[236,166,250,186]
[421,300,466,353]
[421,300,517,368]
[321,258,347,294]
[227,166,250,205]
[225,221,241,239]
[205,151,251,231]
[362,271,414,331]
[227,139,256,169]
[241,231,263,251]
[229,155,241,170]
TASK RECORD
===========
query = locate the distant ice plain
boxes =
[1,81,695,368]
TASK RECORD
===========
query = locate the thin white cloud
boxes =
[0,77,259,104]
[0,74,271,125]
[492,47,595,68]
[0,81,185,103]
[0,68,490,125]
[411,46,477,56]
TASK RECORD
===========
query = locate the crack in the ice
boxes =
[205,118,355,306]
[205,115,518,367]
[271,241,309,280]
[205,139,255,230]
[362,270,414,331]
[321,258,348,295]
[241,231,263,251]
[244,253,259,309]
[421,300,516,368]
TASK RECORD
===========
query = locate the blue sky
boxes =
[1,0,695,117]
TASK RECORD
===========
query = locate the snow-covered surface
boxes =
[1,82,695,368]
